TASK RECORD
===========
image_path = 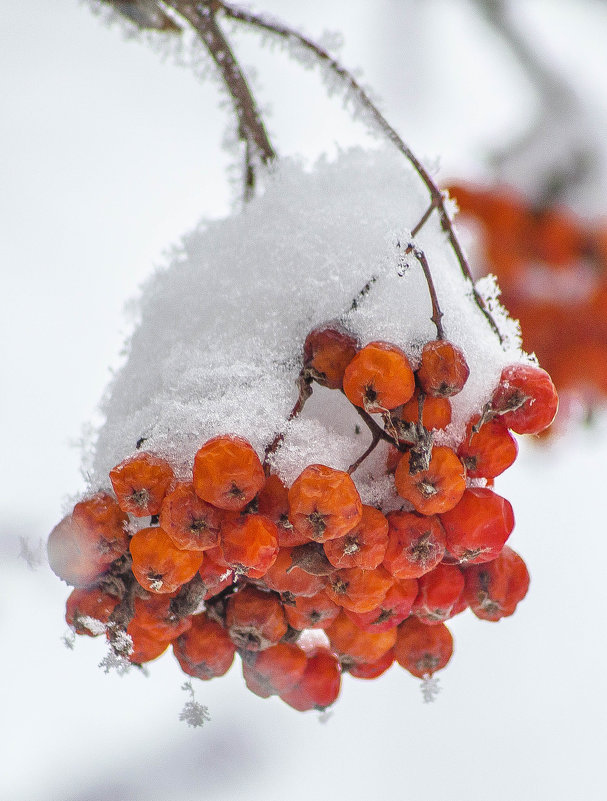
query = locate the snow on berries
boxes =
[48,150,556,714]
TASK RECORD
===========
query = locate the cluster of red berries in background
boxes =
[448,182,607,431]
[49,322,557,712]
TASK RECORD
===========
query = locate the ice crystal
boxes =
[179,681,211,728]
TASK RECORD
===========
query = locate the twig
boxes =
[216,0,502,341]
[162,0,276,197]
[400,241,444,340]
[263,373,313,472]
[348,428,381,475]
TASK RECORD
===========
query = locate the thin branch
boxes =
[216,0,502,341]
[348,428,381,475]
[162,0,276,195]
[263,373,313,472]
[404,241,444,340]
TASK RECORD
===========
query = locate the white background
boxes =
[2,2,607,799]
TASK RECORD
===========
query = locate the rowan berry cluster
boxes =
[448,182,607,430]
[49,321,556,712]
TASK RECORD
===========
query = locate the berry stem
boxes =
[402,241,445,340]
[348,428,381,474]
[162,1,276,197]
[263,373,313,473]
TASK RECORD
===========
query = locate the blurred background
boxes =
[2,1,607,799]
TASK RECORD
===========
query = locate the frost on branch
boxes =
[85,148,527,504]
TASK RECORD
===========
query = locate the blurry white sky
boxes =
[2,2,607,800]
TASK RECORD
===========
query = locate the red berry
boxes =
[463,545,530,621]
[288,464,363,542]
[303,322,359,389]
[193,435,264,511]
[416,340,470,397]
[383,511,446,579]
[458,416,518,479]
[173,613,236,679]
[394,446,466,515]
[225,586,287,651]
[159,483,221,551]
[412,564,465,625]
[342,341,415,412]
[110,453,174,517]
[323,505,389,569]
[440,487,514,564]
[219,514,279,578]
[394,617,453,678]
[491,364,558,434]
[130,526,204,594]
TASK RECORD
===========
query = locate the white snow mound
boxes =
[87,148,526,503]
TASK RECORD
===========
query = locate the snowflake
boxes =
[179,681,211,728]
[18,537,45,569]
[420,674,442,703]
[99,648,132,676]
[62,630,76,650]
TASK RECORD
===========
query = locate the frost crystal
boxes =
[179,681,211,728]
[99,629,134,675]
[18,537,45,570]
[420,674,441,704]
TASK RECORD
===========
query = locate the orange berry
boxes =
[193,435,264,511]
[463,545,530,621]
[71,493,130,560]
[412,564,465,625]
[288,464,363,542]
[159,483,221,551]
[440,487,514,564]
[343,578,418,632]
[458,416,518,478]
[65,587,119,635]
[242,642,308,698]
[279,648,341,711]
[284,591,341,630]
[48,514,113,588]
[129,594,192,641]
[257,473,308,547]
[342,341,415,411]
[303,321,359,389]
[262,547,327,598]
[219,514,279,578]
[198,549,234,600]
[126,629,170,664]
[348,649,394,679]
[394,446,465,515]
[491,364,558,435]
[326,610,397,664]
[383,511,446,579]
[110,452,174,517]
[416,340,470,397]
[323,505,389,570]
[130,526,204,594]
[394,617,453,678]
[173,612,236,679]
[325,566,394,613]
[401,387,452,430]
[225,586,287,651]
